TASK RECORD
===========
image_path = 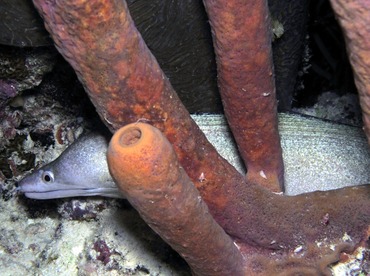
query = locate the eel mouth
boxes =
[20,187,122,200]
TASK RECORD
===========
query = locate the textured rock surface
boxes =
[0,197,190,275]
[0,0,52,47]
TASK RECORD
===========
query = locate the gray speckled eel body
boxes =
[19,134,121,199]
[19,113,370,199]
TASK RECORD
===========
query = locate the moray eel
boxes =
[19,134,121,199]
[19,113,370,199]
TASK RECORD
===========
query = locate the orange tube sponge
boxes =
[330,0,370,145]
[107,123,246,276]
[203,0,284,192]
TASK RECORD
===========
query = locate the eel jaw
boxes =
[21,187,123,199]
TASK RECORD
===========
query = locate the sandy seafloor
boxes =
[0,91,369,275]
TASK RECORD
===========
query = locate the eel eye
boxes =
[42,171,54,183]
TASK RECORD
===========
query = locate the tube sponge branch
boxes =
[107,123,246,276]
[203,0,284,193]
[329,0,370,145]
